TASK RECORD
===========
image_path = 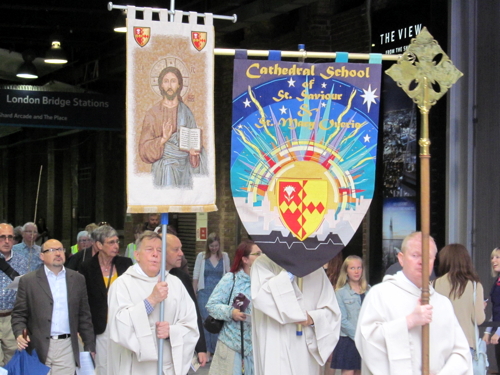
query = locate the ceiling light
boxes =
[16,50,38,79]
[44,41,68,64]
[114,11,127,33]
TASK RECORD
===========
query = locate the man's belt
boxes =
[51,334,71,340]
[0,311,12,317]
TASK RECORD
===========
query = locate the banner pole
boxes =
[108,2,237,22]
[214,48,401,61]
[108,3,399,62]
[33,165,43,223]
[296,277,303,336]
[295,43,305,338]
[169,0,174,22]
[418,77,431,375]
[157,213,169,375]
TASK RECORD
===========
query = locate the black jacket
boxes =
[169,267,207,354]
[80,252,133,335]
[65,246,92,272]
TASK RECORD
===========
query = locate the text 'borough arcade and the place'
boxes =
[0,113,67,120]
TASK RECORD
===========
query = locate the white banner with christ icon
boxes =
[126,7,217,213]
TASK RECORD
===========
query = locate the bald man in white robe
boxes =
[106,231,198,375]
[355,232,472,375]
[251,254,341,375]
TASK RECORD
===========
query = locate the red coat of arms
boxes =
[191,31,207,51]
[134,27,151,47]
[278,179,327,241]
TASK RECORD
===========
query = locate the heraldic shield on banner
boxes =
[133,27,150,47]
[231,59,382,277]
[278,179,327,241]
[191,31,207,51]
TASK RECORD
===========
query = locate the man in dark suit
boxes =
[166,234,207,368]
[12,239,95,374]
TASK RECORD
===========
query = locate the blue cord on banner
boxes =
[268,50,282,61]
[369,53,382,64]
[161,213,169,225]
[335,52,348,63]
[235,49,248,60]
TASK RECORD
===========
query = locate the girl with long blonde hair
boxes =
[192,232,230,361]
[330,255,369,375]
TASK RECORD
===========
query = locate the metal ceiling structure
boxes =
[0,0,327,92]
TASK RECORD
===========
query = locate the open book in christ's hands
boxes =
[179,127,201,152]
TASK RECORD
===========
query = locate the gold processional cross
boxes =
[386,27,463,375]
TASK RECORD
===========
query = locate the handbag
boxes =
[203,273,236,334]
[473,282,488,375]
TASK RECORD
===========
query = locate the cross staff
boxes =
[386,27,462,375]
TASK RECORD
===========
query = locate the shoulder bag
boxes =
[203,273,236,334]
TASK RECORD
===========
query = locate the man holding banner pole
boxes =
[105,229,198,375]
[251,253,341,375]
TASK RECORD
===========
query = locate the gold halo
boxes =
[150,56,190,98]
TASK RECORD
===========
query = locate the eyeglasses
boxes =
[98,222,109,227]
[42,248,65,253]
[24,231,38,235]
[249,252,262,256]
[104,240,120,245]
[0,235,14,241]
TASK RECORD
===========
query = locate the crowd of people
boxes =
[0,218,497,375]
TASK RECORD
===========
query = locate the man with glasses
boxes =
[70,231,92,255]
[66,223,107,272]
[12,222,43,272]
[0,223,29,366]
[354,232,471,375]
[12,238,95,374]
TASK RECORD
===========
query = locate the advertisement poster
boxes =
[382,197,417,269]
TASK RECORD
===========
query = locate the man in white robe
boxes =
[355,231,472,375]
[251,253,341,375]
[106,231,199,375]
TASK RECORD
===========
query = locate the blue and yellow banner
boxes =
[231,59,382,277]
